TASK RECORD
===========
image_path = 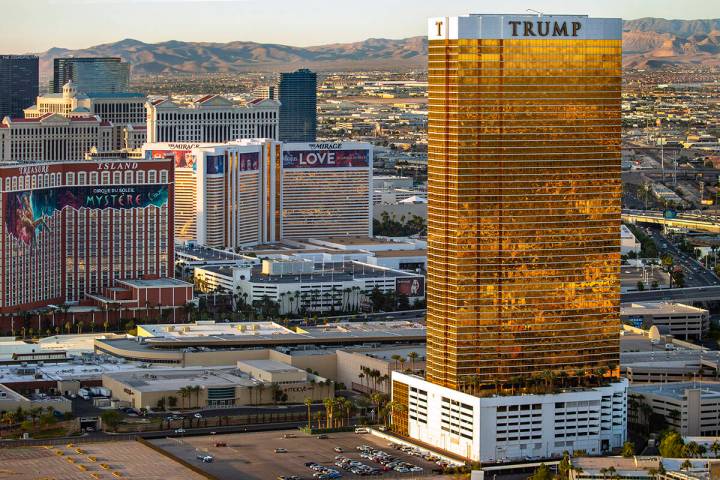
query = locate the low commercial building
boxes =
[630,382,720,436]
[621,224,641,255]
[621,302,709,340]
[194,258,425,314]
[336,345,425,394]
[103,366,333,410]
[95,320,426,368]
[392,372,628,463]
[0,383,71,414]
[567,457,718,480]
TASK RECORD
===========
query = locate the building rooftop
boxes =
[104,367,257,392]
[630,381,720,400]
[0,358,147,384]
[621,301,708,315]
[132,320,426,348]
[237,359,303,373]
[118,277,193,288]
[371,249,427,258]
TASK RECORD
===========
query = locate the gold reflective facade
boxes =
[426,38,622,390]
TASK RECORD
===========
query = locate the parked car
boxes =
[274,448,288,453]
[214,442,227,447]
[196,454,213,463]
[354,427,369,434]
[317,434,328,439]
[174,428,186,434]
[333,447,343,453]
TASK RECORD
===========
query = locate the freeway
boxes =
[621,285,720,303]
[623,209,720,233]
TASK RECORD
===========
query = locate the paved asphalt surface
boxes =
[646,227,719,287]
[622,285,720,303]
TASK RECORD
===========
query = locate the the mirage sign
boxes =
[282,144,370,169]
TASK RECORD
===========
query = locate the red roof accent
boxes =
[100,120,112,126]
[195,94,216,104]
[151,99,165,106]
[8,113,54,122]
[248,98,264,105]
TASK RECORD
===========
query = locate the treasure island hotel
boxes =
[391,14,627,462]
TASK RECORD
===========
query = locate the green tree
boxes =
[659,431,685,458]
[100,411,122,432]
[622,441,635,458]
[529,463,553,480]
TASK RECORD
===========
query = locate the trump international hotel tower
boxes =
[392,15,627,462]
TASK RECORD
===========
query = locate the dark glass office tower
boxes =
[0,55,39,118]
[52,57,129,94]
[278,69,317,142]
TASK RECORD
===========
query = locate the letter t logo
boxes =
[435,20,443,37]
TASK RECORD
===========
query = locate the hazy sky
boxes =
[4,0,720,53]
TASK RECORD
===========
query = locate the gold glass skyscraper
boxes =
[425,14,623,390]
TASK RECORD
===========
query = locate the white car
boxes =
[174,428,186,434]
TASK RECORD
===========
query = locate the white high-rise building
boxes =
[24,81,146,150]
[143,140,373,249]
[146,95,280,143]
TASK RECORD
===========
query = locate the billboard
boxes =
[627,315,644,329]
[5,185,169,245]
[145,149,196,170]
[282,148,369,169]
[206,155,225,175]
[396,277,425,297]
[238,152,260,172]
[663,209,678,219]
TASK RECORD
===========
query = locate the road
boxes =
[646,227,718,287]
[621,285,720,303]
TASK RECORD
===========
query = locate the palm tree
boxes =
[323,398,334,429]
[178,386,190,409]
[304,398,313,429]
[358,372,365,391]
[681,459,693,472]
[711,440,720,458]
[407,351,419,372]
[342,398,352,427]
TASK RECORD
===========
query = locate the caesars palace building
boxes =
[143,140,372,249]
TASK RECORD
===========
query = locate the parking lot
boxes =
[0,440,205,480]
[150,429,444,479]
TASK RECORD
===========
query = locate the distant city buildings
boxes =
[278,69,317,142]
[24,80,147,150]
[253,84,277,100]
[144,140,373,248]
[0,55,38,119]
[52,57,130,94]
[391,13,626,462]
[146,95,279,144]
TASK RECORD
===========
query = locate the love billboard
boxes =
[282,148,369,169]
